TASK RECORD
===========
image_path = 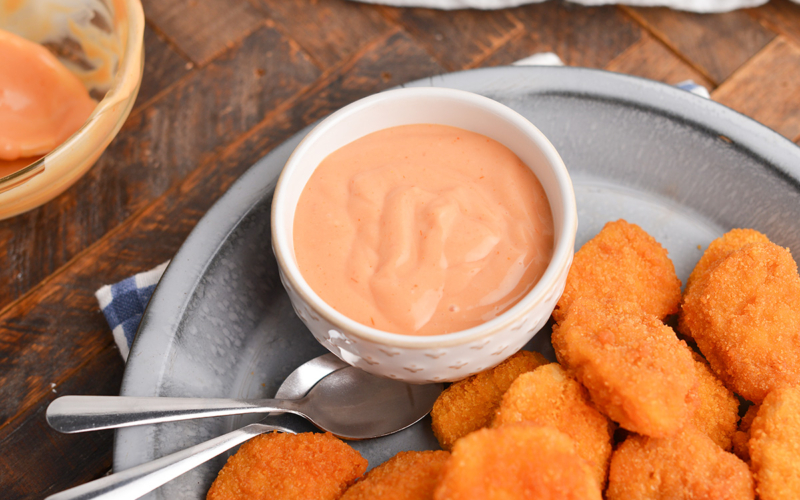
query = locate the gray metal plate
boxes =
[114,66,800,500]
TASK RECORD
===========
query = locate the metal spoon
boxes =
[48,363,442,439]
[273,353,349,400]
[44,354,441,500]
[46,353,346,434]
[43,354,342,500]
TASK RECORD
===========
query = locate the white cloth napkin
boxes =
[353,0,798,13]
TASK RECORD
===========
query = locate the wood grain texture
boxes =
[747,0,800,46]
[136,25,191,110]
[623,5,776,84]
[253,0,393,69]
[605,32,715,89]
[0,25,320,312]
[712,36,800,141]
[0,346,122,500]
[380,6,522,70]
[285,29,446,125]
[141,0,266,66]
[482,2,643,68]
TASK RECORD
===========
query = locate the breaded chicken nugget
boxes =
[681,242,800,403]
[684,228,770,297]
[688,350,740,450]
[434,423,602,500]
[552,298,697,437]
[732,404,759,462]
[679,228,770,337]
[749,386,800,500]
[492,363,614,488]
[553,220,681,324]
[606,427,754,500]
[430,350,548,450]
[207,432,366,500]
[341,451,449,500]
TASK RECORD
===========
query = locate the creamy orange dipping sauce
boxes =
[294,124,554,336]
[0,29,95,163]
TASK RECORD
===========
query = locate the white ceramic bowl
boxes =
[272,87,576,383]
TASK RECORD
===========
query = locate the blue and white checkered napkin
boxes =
[95,262,168,360]
[95,54,710,361]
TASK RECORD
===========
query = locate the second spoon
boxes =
[47,363,443,440]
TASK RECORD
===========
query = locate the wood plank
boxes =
[622,6,776,85]
[135,25,191,110]
[712,36,800,141]
[605,31,715,89]
[0,346,122,500]
[0,25,320,312]
[0,29,444,436]
[141,0,266,66]
[482,3,643,68]
[252,0,393,69]
[747,0,800,47]
[285,29,446,120]
[380,6,522,71]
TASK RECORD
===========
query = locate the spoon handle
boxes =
[46,396,296,433]
[44,423,293,500]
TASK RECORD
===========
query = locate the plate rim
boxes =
[114,65,800,473]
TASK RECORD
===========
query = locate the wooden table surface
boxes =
[2,0,799,497]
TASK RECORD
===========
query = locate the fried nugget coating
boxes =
[732,404,759,462]
[207,432,366,500]
[606,427,754,500]
[430,350,548,450]
[679,229,770,338]
[688,350,740,450]
[434,423,602,500]
[681,241,800,403]
[492,363,614,488]
[684,228,770,298]
[749,386,800,500]
[341,451,449,500]
[552,298,697,437]
[553,220,681,324]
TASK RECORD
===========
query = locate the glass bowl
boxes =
[0,0,145,219]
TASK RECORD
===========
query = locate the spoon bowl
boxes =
[296,362,441,439]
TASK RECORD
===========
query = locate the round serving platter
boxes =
[115,66,800,500]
